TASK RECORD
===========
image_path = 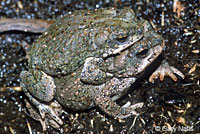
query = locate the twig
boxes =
[0,18,54,33]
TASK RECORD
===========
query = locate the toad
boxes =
[20,7,184,130]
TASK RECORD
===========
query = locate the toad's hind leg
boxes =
[20,69,63,130]
[20,69,55,101]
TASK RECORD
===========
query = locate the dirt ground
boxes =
[0,0,199,134]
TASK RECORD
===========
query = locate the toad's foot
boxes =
[37,102,64,128]
[24,99,64,131]
[24,91,64,130]
[149,60,185,83]
[116,102,144,119]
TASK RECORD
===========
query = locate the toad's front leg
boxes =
[80,57,113,85]
[20,69,63,130]
[93,77,143,119]
[95,95,143,119]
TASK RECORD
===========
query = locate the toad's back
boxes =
[27,8,138,76]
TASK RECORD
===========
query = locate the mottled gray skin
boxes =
[20,7,167,130]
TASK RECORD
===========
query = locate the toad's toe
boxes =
[38,103,64,126]
[149,61,184,83]
[116,102,144,119]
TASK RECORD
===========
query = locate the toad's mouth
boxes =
[136,40,165,74]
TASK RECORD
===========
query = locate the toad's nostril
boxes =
[136,48,148,58]
[137,29,143,35]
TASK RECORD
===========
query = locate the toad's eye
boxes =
[136,47,149,58]
[115,34,129,44]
